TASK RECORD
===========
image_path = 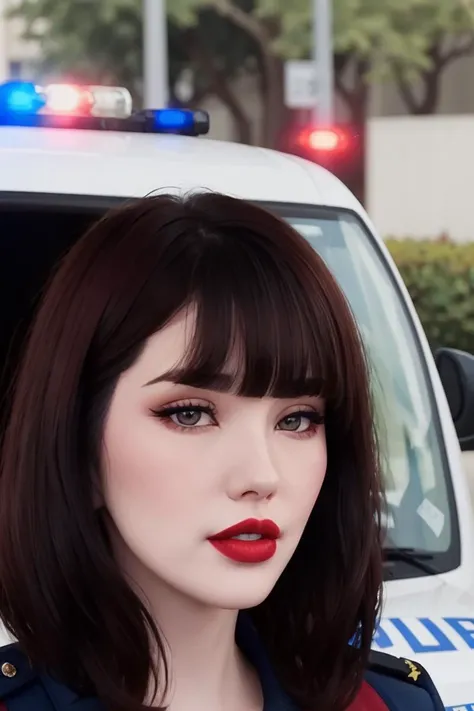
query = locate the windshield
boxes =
[272,206,458,578]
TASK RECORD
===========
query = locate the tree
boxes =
[389,0,474,114]
[169,0,287,147]
[253,0,474,123]
[264,0,474,119]
[172,3,260,143]
[171,0,294,147]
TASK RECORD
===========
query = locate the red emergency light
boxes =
[280,123,361,173]
[296,126,352,156]
[277,122,365,202]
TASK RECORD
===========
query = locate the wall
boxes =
[366,114,474,241]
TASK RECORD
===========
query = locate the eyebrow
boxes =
[143,369,236,392]
[143,367,324,397]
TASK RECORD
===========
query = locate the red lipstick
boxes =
[208,518,280,563]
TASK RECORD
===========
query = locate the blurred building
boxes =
[0,0,40,82]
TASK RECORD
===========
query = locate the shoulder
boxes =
[363,650,445,711]
[0,643,52,710]
[0,643,43,707]
[0,643,104,711]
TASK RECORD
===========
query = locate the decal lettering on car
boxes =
[372,617,474,653]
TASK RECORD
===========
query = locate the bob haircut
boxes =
[0,192,383,711]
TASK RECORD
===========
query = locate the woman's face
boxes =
[102,311,327,610]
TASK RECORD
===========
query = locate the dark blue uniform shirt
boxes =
[0,614,445,711]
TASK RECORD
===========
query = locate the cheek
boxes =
[308,438,327,496]
[101,415,206,520]
[285,435,327,519]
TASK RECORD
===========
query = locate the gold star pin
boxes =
[404,659,421,681]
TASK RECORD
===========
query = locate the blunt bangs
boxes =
[135,211,359,416]
[171,242,335,400]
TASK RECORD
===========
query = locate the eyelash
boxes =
[150,402,324,439]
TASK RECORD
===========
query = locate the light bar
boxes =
[0,81,210,136]
[0,80,133,120]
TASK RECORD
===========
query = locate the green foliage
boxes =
[168,0,203,26]
[254,0,474,80]
[386,238,474,354]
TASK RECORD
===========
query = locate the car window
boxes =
[275,208,457,576]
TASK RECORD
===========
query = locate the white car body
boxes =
[1,125,473,710]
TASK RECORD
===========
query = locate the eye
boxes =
[276,410,324,434]
[150,403,217,430]
[169,408,213,427]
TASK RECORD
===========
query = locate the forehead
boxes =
[126,309,244,394]
[130,310,196,382]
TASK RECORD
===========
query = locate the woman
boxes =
[0,193,444,711]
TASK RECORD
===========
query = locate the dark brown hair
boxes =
[0,192,383,711]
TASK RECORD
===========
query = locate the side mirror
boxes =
[435,348,474,451]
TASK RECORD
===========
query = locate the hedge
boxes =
[385,238,474,354]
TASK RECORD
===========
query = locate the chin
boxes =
[192,570,280,611]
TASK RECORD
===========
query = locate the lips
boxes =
[208,518,280,563]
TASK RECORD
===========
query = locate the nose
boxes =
[226,434,279,502]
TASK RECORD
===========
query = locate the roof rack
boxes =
[0,81,210,137]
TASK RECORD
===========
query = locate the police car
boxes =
[0,80,474,711]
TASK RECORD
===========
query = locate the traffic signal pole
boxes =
[143,0,168,108]
[312,0,334,124]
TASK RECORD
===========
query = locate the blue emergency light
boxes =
[0,81,210,136]
[0,81,46,114]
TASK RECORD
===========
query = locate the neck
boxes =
[152,591,251,710]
